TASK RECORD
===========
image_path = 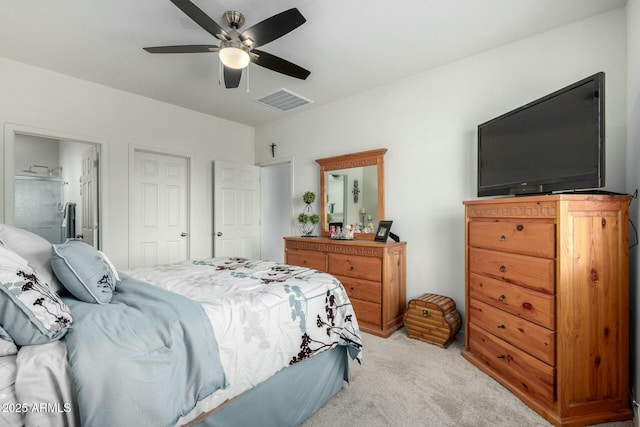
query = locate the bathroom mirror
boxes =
[316,148,386,239]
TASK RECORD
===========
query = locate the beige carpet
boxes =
[303,328,635,427]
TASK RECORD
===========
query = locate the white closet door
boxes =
[131,150,189,268]
[213,161,261,259]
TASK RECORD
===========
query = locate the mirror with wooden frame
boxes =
[316,148,386,239]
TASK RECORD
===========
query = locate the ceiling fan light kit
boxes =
[144,0,310,89]
[219,41,250,69]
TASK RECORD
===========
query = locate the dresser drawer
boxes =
[469,298,555,365]
[328,254,381,282]
[469,248,554,294]
[286,249,327,271]
[350,298,381,326]
[468,324,555,405]
[469,272,554,329]
[335,275,381,304]
[469,221,555,258]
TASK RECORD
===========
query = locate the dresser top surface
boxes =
[464,193,631,206]
[284,236,406,248]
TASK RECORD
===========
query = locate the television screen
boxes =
[477,72,605,197]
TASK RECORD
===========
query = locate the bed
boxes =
[0,224,362,427]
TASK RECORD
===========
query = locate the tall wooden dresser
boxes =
[462,195,632,426]
[284,237,406,337]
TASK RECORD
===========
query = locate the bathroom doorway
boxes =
[3,125,102,248]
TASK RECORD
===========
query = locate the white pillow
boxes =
[0,224,64,295]
[0,246,72,346]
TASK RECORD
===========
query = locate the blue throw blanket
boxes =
[63,275,226,427]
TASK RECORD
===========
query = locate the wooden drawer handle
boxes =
[497,354,506,359]
[497,324,506,329]
[499,235,506,241]
[499,265,506,272]
[303,260,308,265]
[498,294,506,301]
[349,266,354,271]
[516,224,524,231]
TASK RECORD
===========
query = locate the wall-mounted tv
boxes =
[477,72,605,197]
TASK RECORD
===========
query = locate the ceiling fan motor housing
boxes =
[223,11,245,29]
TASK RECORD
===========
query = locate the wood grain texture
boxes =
[469,220,556,258]
[469,298,555,365]
[404,293,462,348]
[284,236,406,337]
[469,272,555,329]
[469,247,555,294]
[462,195,632,426]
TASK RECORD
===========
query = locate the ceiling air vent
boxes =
[255,88,313,112]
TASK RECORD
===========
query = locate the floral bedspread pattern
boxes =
[126,257,362,421]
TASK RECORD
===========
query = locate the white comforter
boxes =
[3,257,362,426]
[126,257,362,425]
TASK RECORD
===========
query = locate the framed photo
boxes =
[374,220,393,242]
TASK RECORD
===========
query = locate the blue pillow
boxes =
[0,246,72,346]
[51,240,118,304]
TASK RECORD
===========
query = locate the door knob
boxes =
[217,232,223,237]
[180,232,187,237]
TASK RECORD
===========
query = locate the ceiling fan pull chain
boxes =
[218,61,223,86]
[246,64,250,94]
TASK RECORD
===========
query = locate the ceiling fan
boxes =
[144,0,310,88]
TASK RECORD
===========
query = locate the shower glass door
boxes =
[14,176,66,244]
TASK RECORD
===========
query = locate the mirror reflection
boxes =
[326,166,378,230]
[327,173,347,224]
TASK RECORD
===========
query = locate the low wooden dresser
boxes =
[284,237,406,337]
[462,195,632,426]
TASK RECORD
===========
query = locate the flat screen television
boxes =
[477,72,605,197]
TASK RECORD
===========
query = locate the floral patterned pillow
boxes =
[0,246,72,346]
[0,224,64,295]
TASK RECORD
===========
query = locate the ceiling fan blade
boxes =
[143,45,219,54]
[223,67,242,88]
[241,8,305,48]
[252,49,310,80]
[170,0,229,40]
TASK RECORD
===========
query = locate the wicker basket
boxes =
[404,293,461,348]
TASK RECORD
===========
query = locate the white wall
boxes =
[0,57,255,268]
[627,0,640,416]
[255,9,628,325]
[14,134,59,175]
[261,161,292,263]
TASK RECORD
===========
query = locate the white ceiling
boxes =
[0,0,626,126]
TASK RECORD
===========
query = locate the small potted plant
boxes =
[302,191,315,204]
[298,191,320,236]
